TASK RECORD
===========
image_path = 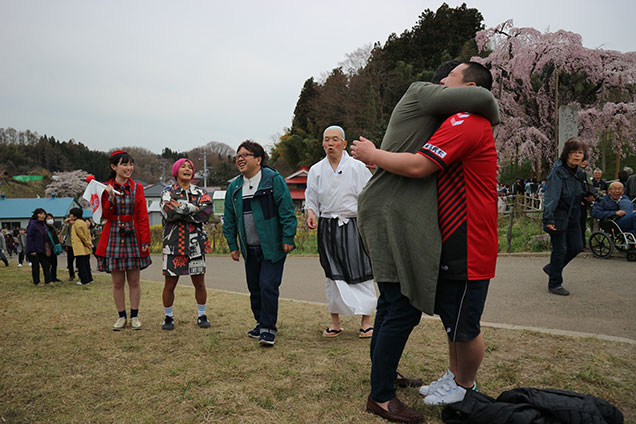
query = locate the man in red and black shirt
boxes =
[352,62,498,408]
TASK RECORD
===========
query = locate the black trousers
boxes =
[48,253,58,281]
[31,253,52,284]
[370,281,422,402]
[66,246,75,279]
[76,255,93,284]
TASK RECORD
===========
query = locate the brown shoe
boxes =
[395,372,423,388]
[366,395,425,423]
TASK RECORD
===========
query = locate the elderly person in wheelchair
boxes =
[590,181,636,261]
[592,182,636,233]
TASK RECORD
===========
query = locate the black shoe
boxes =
[247,325,261,338]
[549,285,570,296]
[162,316,174,330]
[258,332,276,346]
[542,264,550,276]
[197,315,211,328]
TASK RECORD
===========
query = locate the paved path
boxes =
[83,253,635,341]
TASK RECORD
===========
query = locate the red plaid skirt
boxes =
[98,255,151,273]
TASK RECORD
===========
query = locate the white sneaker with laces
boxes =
[423,379,466,405]
[113,317,127,331]
[419,369,454,396]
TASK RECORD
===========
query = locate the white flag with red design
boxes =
[82,177,105,223]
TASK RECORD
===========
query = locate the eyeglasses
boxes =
[236,153,255,160]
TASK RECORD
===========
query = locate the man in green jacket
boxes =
[223,140,297,346]
[354,61,500,423]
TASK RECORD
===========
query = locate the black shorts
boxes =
[434,278,489,342]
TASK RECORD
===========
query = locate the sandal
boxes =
[322,327,343,338]
[359,327,374,338]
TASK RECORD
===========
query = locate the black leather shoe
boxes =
[549,285,570,296]
[542,264,550,276]
[366,396,425,423]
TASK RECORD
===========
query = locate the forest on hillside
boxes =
[0,128,237,186]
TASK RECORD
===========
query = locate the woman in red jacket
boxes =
[96,151,151,331]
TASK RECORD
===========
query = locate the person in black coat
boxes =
[542,138,594,296]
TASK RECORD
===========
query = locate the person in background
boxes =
[70,208,93,286]
[592,182,636,233]
[89,219,102,257]
[60,216,76,280]
[542,138,594,296]
[26,208,53,285]
[5,232,15,257]
[16,228,27,267]
[0,230,9,267]
[618,167,632,188]
[44,213,62,282]
[304,125,376,339]
[625,171,636,199]
[591,168,608,194]
[160,158,214,331]
[95,150,151,331]
[578,155,591,248]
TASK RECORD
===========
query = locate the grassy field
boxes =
[1,266,634,423]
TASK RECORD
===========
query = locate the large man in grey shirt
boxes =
[357,62,500,422]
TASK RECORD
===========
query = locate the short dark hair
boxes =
[432,60,463,84]
[237,140,267,166]
[69,208,83,219]
[109,151,135,180]
[559,137,588,164]
[31,208,46,219]
[460,62,493,91]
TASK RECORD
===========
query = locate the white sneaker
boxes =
[17,264,23,267]
[423,379,466,405]
[113,317,127,331]
[419,369,454,396]
[76,281,83,285]
[130,317,142,330]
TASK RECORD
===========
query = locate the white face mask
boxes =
[46,219,54,225]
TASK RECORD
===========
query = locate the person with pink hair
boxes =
[160,158,214,330]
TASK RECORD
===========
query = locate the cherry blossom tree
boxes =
[474,20,636,175]
[45,170,90,201]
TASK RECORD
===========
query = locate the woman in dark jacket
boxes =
[542,138,593,296]
[26,208,53,285]
[45,213,62,282]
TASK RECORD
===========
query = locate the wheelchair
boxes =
[589,218,636,262]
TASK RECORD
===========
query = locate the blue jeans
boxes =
[370,281,422,402]
[244,246,286,334]
[616,212,636,233]
[548,216,583,289]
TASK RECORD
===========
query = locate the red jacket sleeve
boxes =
[134,182,151,245]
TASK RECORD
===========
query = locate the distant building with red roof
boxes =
[285,166,309,209]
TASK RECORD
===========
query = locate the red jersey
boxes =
[417,112,498,280]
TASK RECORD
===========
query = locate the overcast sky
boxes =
[1,0,634,154]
